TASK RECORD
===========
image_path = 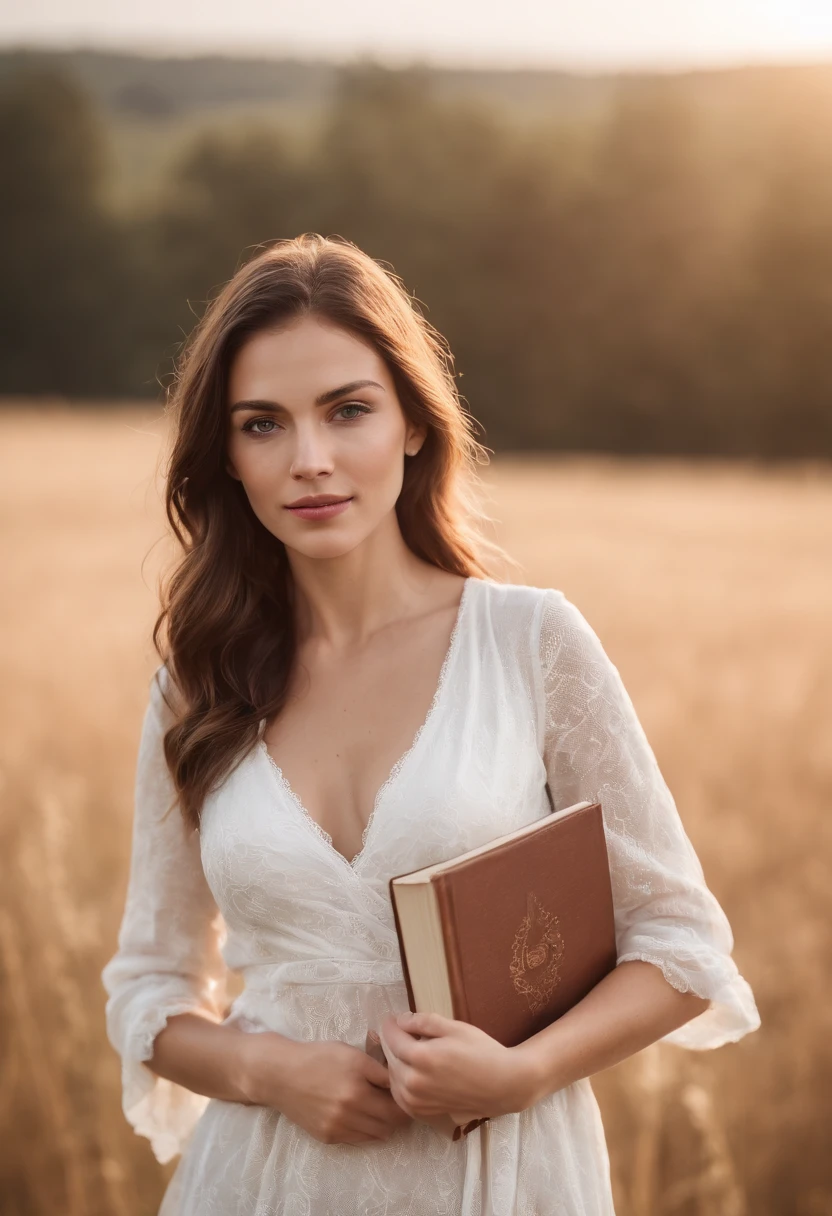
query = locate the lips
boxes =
[285,497,354,521]
[286,496,351,508]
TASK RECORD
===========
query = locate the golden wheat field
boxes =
[1,403,830,1216]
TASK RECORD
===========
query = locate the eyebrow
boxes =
[229,379,386,415]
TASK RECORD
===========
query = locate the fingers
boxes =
[352,1112,398,1142]
[366,1086,413,1130]
[396,1011,455,1038]
[352,1096,412,1143]
[363,1057,391,1088]
[379,1018,424,1065]
[366,1084,410,1119]
[379,1010,456,1064]
[379,1022,414,1064]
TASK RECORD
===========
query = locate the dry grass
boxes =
[1,403,829,1216]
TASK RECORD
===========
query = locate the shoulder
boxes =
[474,578,593,668]
[474,576,550,619]
[147,662,184,727]
[475,577,580,635]
[476,579,608,674]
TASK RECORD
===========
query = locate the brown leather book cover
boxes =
[383,799,617,1135]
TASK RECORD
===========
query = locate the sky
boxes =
[2,0,832,70]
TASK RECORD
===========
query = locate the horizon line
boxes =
[2,37,832,77]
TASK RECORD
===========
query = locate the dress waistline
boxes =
[234,958,498,1216]
[241,957,406,992]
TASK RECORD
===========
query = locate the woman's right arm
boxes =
[102,666,409,1161]
[149,1011,413,1148]
[142,1010,279,1106]
[101,665,240,1162]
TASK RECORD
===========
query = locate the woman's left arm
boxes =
[515,588,759,1105]
[381,958,709,1121]
[380,589,759,1119]
[512,958,708,1108]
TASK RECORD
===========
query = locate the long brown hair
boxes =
[152,233,515,830]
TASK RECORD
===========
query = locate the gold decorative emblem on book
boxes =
[509,891,565,1014]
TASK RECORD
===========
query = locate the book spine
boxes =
[432,874,470,1023]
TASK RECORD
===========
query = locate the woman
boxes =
[102,233,759,1215]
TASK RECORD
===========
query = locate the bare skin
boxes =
[148,1013,412,1145]
[146,313,709,1144]
[259,569,467,867]
[378,963,709,1127]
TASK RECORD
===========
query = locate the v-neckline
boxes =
[259,575,477,874]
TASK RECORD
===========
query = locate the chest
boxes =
[203,649,550,921]
[261,604,463,866]
[200,612,552,945]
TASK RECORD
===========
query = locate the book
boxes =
[375,798,617,1140]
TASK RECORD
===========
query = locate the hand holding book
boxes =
[365,1023,498,1140]
[380,799,618,1139]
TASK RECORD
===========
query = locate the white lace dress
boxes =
[101,576,759,1216]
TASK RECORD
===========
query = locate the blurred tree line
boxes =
[1,57,831,457]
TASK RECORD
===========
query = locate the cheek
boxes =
[228,422,405,509]
[227,432,254,478]
[227,450,286,532]
[348,426,405,491]
[228,434,282,491]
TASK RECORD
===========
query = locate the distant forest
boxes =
[1,48,831,457]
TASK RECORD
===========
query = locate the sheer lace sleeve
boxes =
[536,588,760,1049]
[101,665,229,1163]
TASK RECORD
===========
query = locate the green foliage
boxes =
[144,121,311,376]
[0,66,137,394]
[1,53,832,456]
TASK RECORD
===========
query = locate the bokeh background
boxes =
[1,4,831,1214]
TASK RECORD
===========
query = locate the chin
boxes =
[284,536,366,561]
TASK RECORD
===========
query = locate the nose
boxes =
[288,420,336,480]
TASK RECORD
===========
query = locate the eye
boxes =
[240,403,370,437]
[334,403,371,421]
[241,417,280,436]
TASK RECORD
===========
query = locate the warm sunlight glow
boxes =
[2,0,832,68]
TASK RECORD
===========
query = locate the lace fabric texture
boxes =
[101,577,759,1215]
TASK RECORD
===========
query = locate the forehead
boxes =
[228,315,392,402]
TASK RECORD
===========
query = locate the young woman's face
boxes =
[226,314,426,561]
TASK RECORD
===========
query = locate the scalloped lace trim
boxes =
[618,951,762,1049]
[122,1000,215,1164]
